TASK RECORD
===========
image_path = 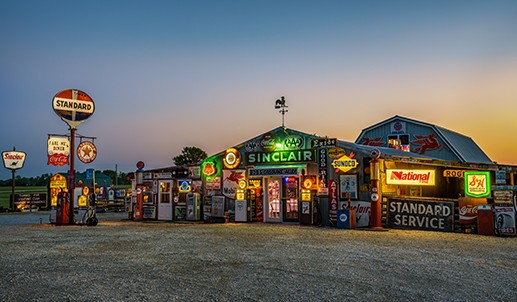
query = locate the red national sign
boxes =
[458,197,487,224]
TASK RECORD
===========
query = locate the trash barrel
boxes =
[477,205,494,236]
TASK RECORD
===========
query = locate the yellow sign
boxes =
[50,173,67,188]
[78,195,88,207]
[443,170,465,178]
[331,155,358,173]
[328,147,346,159]
[301,189,311,201]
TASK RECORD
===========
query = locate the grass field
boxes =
[0,186,48,210]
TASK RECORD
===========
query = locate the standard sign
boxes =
[387,199,454,232]
[52,89,95,128]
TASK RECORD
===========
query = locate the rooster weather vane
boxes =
[275,96,288,127]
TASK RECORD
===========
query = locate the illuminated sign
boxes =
[238,179,247,189]
[52,89,95,128]
[223,148,241,169]
[331,155,358,173]
[301,189,311,201]
[386,169,436,186]
[283,135,304,150]
[464,171,491,197]
[203,162,217,176]
[77,141,97,164]
[2,150,26,170]
[443,170,465,178]
[245,149,316,164]
[302,175,317,190]
[179,180,191,193]
[247,179,262,189]
[47,136,70,166]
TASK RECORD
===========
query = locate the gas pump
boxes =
[234,180,248,222]
[299,189,313,225]
[186,192,201,221]
[49,173,67,224]
[134,167,144,220]
[56,190,70,225]
[76,186,90,224]
[300,175,318,225]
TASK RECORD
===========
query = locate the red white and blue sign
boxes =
[52,89,95,128]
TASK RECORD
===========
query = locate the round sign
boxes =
[77,141,97,164]
[339,213,348,222]
[370,148,381,160]
[136,161,145,170]
[371,193,379,202]
[223,148,241,169]
[82,186,90,195]
[52,89,95,128]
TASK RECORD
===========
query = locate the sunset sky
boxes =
[1,0,516,179]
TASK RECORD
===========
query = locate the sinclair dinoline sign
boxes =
[2,151,26,170]
[52,89,95,128]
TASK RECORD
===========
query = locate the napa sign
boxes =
[245,149,316,164]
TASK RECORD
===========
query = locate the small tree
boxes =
[173,146,208,166]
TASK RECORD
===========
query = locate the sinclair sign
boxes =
[52,89,95,128]
[2,151,26,170]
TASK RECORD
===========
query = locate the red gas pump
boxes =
[56,191,70,225]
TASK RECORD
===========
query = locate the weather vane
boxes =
[275,96,288,127]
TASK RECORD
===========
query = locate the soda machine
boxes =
[186,192,201,221]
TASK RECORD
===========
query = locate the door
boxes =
[157,181,173,220]
[265,178,282,222]
[283,177,299,222]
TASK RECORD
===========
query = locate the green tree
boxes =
[173,146,208,166]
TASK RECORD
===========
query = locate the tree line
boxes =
[0,170,131,187]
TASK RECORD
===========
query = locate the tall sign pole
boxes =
[52,89,95,225]
[2,147,26,211]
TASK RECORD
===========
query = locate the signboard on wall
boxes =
[387,199,454,232]
[458,197,487,224]
[222,170,245,199]
[464,171,491,198]
[386,169,436,186]
[340,200,371,228]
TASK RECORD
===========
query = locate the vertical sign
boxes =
[318,148,328,195]
[329,179,338,225]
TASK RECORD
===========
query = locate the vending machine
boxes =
[186,192,201,221]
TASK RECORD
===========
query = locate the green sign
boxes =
[464,171,491,198]
[245,149,316,165]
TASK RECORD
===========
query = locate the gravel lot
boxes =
[0,213,516,302]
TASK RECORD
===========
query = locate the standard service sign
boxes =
[52,89,95,128]
[2,151,27,170]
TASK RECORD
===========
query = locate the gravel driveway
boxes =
[0,215,515,302]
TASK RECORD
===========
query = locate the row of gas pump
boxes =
[49,186,98,226]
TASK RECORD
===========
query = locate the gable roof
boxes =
[355,115,493,165]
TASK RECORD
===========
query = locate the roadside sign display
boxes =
[77,141,97,164]
[47,136,70,166]
[52,89,95,128]
[2,150,26,170]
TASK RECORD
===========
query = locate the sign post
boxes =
[52,89,95,224]
[2,148,26,211]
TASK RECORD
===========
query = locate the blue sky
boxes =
[1,0,517,179]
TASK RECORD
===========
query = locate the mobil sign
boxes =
[52,89,95,128]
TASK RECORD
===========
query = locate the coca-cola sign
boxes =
[458,197,487,224]
[47,136,70,167]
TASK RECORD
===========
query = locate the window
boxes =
[388,134,410,152]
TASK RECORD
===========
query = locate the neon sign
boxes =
[331,154,358,173]
[223,148,241,169]
[203,162,217,176]
[386,169,436,186]
[179,180,191,193]
[464,171,491,197]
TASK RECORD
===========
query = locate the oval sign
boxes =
[52,89,95,128]
[77,141,97,164]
